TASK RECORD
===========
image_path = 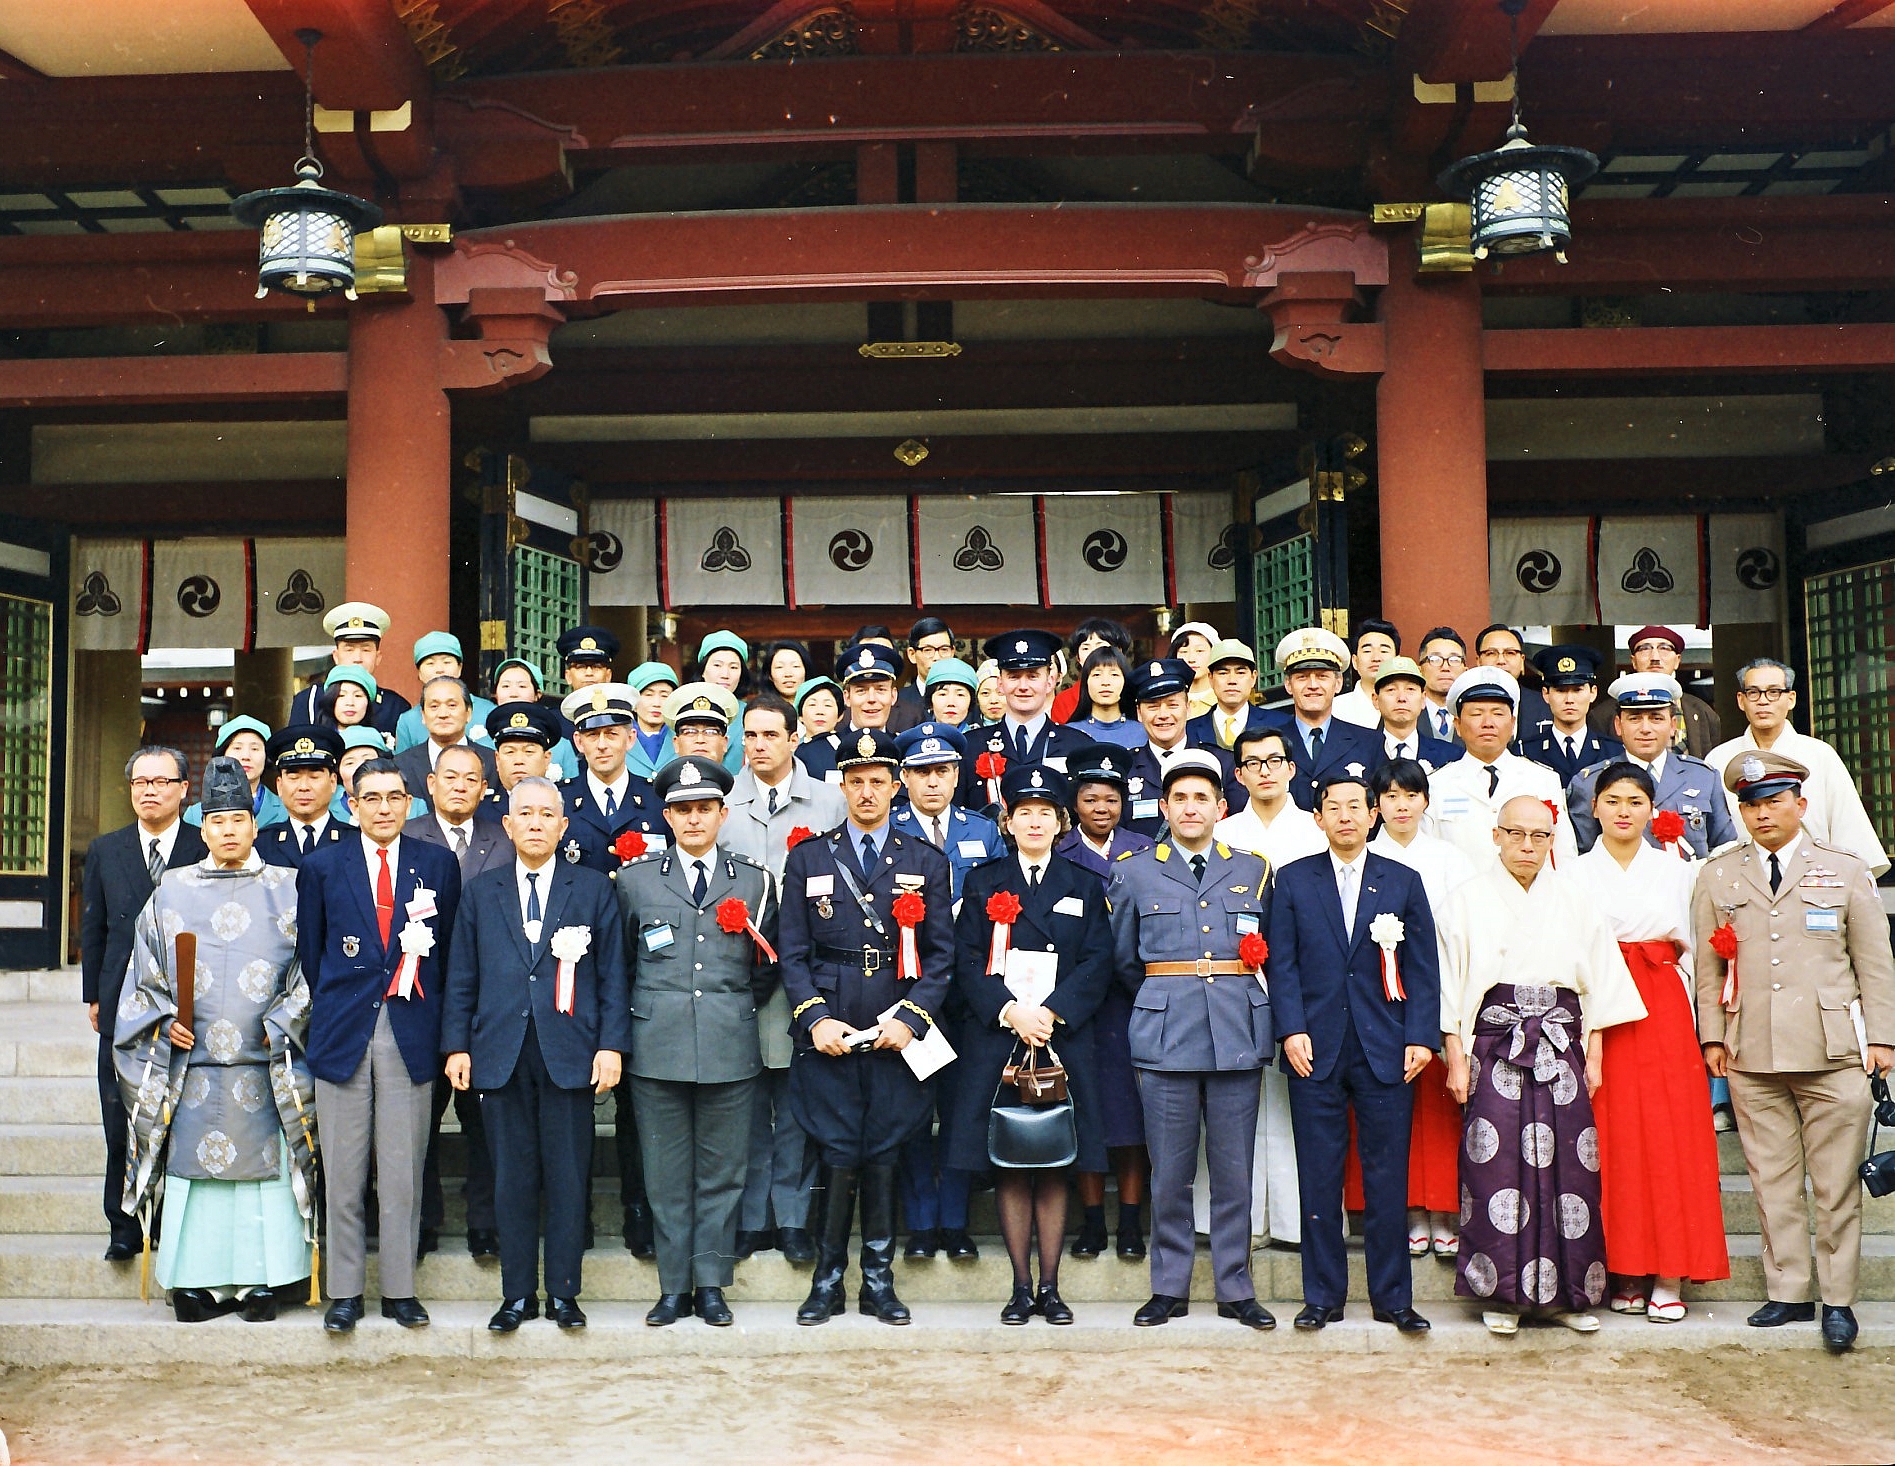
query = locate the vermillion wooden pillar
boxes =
[1375,265,1489,642]
[344,252,449,703]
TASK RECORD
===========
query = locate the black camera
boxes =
[1860,1077,1895,1197]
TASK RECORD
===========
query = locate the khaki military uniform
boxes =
[1692,837,1895,1305]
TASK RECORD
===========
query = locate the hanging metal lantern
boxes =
[1438,121,1597,263]
[229,30,381,300]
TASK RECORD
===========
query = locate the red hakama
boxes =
[1342,1063,1460,1214]
[1593,939,1730,1282]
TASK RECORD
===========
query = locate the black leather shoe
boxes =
[1294,1304,1345,1331]
[1036,1283,1074,1325]
[778,1227,816,1264]
[735,1230,770,1259]
[103,1236,140,1263]
[694,1287,733,1326]
[1748,1300,1816,1327]
[415,1228,439,1263]
[1374,1306,1432,1334]
[1001,1285,1035,1325]
[904,1228,939,1259]
[1134,1293,1188,1326]
[623,1203,655,1259]
[1218,1299,1277,1331]
[548,1296,587,1329]
[941,1228,981,1260]
[467,1229,499,1260]
[240,1286,277,1323]
[171,1288,229,1323]
[323,1295,364,1333]
[381,1296,430,1329]
[1116,1230,1147,1261]
[1069,1217,1108,1259]
[1822,1305,1859,1353]
[488,1297,537,1332]
[646,1292,691,1326]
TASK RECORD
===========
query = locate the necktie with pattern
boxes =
[147,837,164,886]
[374,847,395,948]
[451,824,469,872]
[1437,708,1451,740]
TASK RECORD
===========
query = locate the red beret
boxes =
[1627,625,1684,654]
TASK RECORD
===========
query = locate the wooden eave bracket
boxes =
[1259,271,1386,376]
[440,287,563,392]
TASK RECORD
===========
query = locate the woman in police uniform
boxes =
[949,765,1113,1324]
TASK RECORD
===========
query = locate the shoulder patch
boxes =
[1154,844,1171,863]
[1215,842,1230,859]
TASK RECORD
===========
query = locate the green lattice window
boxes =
[0,592,52,875]
[1805,560,1895,852]
[513,546,583,686]
[1253,534,1315,656]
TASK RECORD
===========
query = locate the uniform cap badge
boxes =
[1016,639,1028,653]
[1029,770,1043,788]
[580,637,597,651]
[347,616,364,630]
[1557,656,1576,673]
[510,712,529,727]
[1741,755,1766,783]
[858,648,874,669]
[293,737,314,755]
[590,687,609,711]
[1149,662,1163,677]
[922,738,940,754]
[679,762,701,785]
[857,732,877,758]
[693,696,711,712]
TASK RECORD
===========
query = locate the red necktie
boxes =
[375,847,394,949]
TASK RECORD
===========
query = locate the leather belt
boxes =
[1145,959,1250,978]
[815,942,896,973]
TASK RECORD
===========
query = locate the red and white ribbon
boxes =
[1368,913,1406,1002]
[986,891,1023,976]
[1711,922,1739,1012]
[976,752,1006,809]
[555,959,576,1015]
[548,926,593,1016]
[892,891,926,981]
[1379,947,1406,1002]
[717,898,779,964]
[388,919,433,1001]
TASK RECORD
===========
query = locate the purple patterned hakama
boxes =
[1455,983,1606,1312]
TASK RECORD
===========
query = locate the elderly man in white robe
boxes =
[1443,796,1646,1336]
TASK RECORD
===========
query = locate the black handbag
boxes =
[988,1043,1078,1170]
[1860,1076,1895,1198]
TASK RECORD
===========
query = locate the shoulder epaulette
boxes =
[1154,844,1170,862]
[1214,841,1230,859]
[1115,849,1137,862]
[728,851,765,871]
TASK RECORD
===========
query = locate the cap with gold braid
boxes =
[836,727,901,771]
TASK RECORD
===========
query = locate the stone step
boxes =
[0,969,84,1005]
[6,1229,1894,1304]
[1,1295,1883,1369]
[0,1126,104,1178]
[0,1077,99,1127]
[0,1006,96,1082]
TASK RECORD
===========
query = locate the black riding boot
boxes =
[795,1165,857,1326]
[857,1163,911,1324]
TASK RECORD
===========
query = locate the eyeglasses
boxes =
[129,777,185,792]
[1739,687,1790,703]
[1630,642,1675,656]
[1418,653,1466,669]
[1495,826,1554,847]
[1237,755,1293,773]
[353,791,409,808]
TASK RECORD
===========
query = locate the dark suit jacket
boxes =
[1522,728,1624,787]
[956,718,1093,812]
[258,817,349,870]
[1369,727,1465,778]
[1185,705,1291,755]
[441,862,629,1091]
[80,821,208,1030]
[1266,851,1440,1086]
[403,812,512,882]
[297,835,461,1085]
[1284,718,1385,811]
[393,740,500,814]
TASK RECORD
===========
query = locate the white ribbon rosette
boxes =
[549,925,592,1015]
[389,920,434,1000]
[1369,912,1407,1002]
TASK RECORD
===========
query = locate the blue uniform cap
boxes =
[1129,657,1194,704]
[1065,740,1132,791]
[266,723,341,771]
[897,722,967,768]
[557,625,619,666]
[1533,644,1603,688]
[839,644,900,684]
[982,628,1063,671]
[999,762,1069,808]
[485,700,562,748]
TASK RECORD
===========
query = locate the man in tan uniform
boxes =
[1693,749,1895,1353]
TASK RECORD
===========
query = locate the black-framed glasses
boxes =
[1739,687,1790,703]
[1237,755,1293,773]
[1495,825,1554,847]
[128,777,186,792]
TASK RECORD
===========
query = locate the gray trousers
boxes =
[739,1065,815,1232]
[1139,1067,1262,1302]
[631,1074,756,1293]
[315,1008,433,1300]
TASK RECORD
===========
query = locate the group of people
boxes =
[78,602,1895,1351]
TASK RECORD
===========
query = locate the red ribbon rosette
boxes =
[1239,932,1269,972]
[1711,921,1739,1012]
[786,826,815,851]
[716,896,778,964]
[891,890,926,980]
[985,890,1023,975]
[975,751,1007,807]
[612,829,647,863]
[1651,809,1688,858]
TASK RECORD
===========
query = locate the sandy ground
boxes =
[3,1348,1894,1465]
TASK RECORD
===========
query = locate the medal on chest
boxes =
[342,935,360,958]
[564,838,582,864]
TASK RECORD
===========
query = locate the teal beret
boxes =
[323,665,379,698]
[412,631,463,666]
[215,714,272,749]
[628,661,681,694]
[340,726,389,753]
[924,656,979,691]
[491,657,543,693]
[696,630,749,667]
[792,676,842,711]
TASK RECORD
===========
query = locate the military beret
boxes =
[1628,625,1685,655]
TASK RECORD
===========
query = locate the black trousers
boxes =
[422,1075,495,1233]
[484,1025,594,1301]
[96,1035,138,1242]
[787,1046,935,1168]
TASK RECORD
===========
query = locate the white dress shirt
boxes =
[361,832,401,888]
[1331,684,1381,730]
[139,818,182,868]
[289,811,331,852]
[1017,852,1050,887]
[586,769,631,818]
[1214,801,1327,868]
[516,855,555,943]
[435,811,476,852]
[1382,729,1422,763]
[1002,713,1049,752]
[427,734,474,769]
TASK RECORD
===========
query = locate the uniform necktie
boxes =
[1014,725,1031,761]
[375,847,394,948]
[1309,727,1324,763]
[450,824,469,871]
[767,784,780,817]
[147,837,164,885]
[1437,709,1450,740]
[860,834,877,875]
[602,786,619,824]
[1769,852,1782,894]
[691,859,708,906]
[930,815,945,849]
[1486,764,1500,797]
[300,823,316,857]
[1564,737,1576,764]
[1189,853,1206,883]
[526,870,542,924]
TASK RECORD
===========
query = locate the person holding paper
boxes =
[614,756,778,1328]
[298,758,460,1333]
[441,776,628,1334]
[950,764,1113,1324]
[779,729,955,1326]
[1693,750,1895,1353]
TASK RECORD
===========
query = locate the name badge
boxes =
[1236,913,1261,935]
[805,875,835,899]
[642,922,676,952]
[406,886,438,921]
[824,771,842,785]
[894,873,925,890]
[1042,757,1068,774]
[1132,798,1159,821]
[1806,908,1839,933]
[1439,794,1472,818]
[1053,896,1083,916]
[957,839,987,859]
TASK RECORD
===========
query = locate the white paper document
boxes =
[879,1002,957,1080]
[1003,949,1058,1009]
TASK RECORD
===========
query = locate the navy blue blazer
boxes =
[1283,718,1384,811]
[440,862,630,1091]
[1264,850,1440,1086]
[1522,728,1623,787]
[561,772,665,873]
[258,817,348,870]
[296,835,461,1086]
[956,718,1093,814]
[1185,705,1290,755]
[1367,728,1465,778]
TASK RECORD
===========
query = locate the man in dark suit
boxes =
[1268,774,1441,1334]
[1185,639,1288,755]
[1474,625,1554,753]
[393,677,500,812]
[407,743,511,1260]
[1522,645,1622,786]
[959,630,1092,814]
[1587,624,1722,758]
[298,757,461,1333]
[258,725,348,868]
[1122,658,1237,838]
[1274,628,1383,811]
[80,745,207,1260]
[1367,658,1463,776]
[443,774,628,1333]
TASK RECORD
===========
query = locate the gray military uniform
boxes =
[1567,748,1737,858]
[617,845,779,1293]
[1108,839,1273,1304]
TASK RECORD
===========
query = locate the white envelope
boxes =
[957,839,987,859]
[1003,949,1058,1009]
[878,1003,957,1080]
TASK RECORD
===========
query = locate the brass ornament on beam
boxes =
[859,341,963,360]
[893,439,931,467]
